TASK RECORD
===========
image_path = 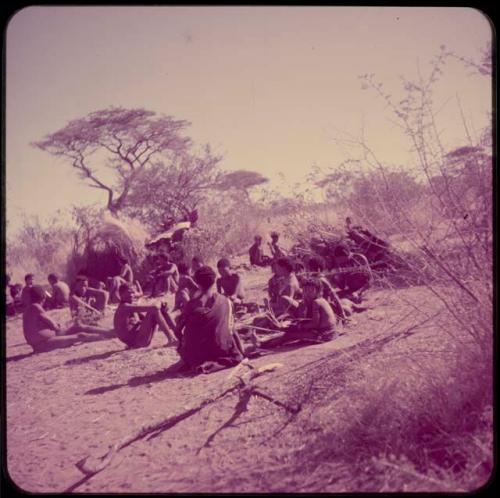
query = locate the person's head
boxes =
[24,273,34,286]
[192,256,203,271]
[217,258,231,277]
[294,260,305,274]
[345,217,352,225]
[333,244,350,265]
[193,266,217,291]
[254,235,262,245]
[301,278,322,301]
[118,283,134,303]
[178,262,189,275]
[308,257,325,273]
[275,257,294,277]
[29,285,46,305]
[73,276,89,297]
[11,284,22,297]
[47,273,58,285]
[271,231,279,242]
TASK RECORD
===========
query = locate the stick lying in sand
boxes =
[74,362,286,478]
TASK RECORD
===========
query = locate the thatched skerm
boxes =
[72,213,149,285]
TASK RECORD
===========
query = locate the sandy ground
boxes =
[6,265,449,493]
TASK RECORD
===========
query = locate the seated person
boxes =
[113,283,177,348]
[108,259,143,304]
[23,286,114,353]
[268,257,302,318]
[216,258,245,303]
[107,276,142,304]
[249,235,271,267]
[118,256,134,284]
[191,256,204,275]
[150,254,179,297]
[69,275,109,325]
[268,231,287,260]
[173,262,199,311]
[6,274,15,316]
[20,273,35,309]
[176,266,244,371]
[45,273,70,309]
[10,283,24,313]
[306,257,348,323]
[331,245,372,302]
[259,278,337,350]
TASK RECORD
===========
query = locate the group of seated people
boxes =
[6,272,72,316]
[248,231,286,267]
[10,235,373,373]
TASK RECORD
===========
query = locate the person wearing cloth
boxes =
[249,235,270,267]
[216,258,245,303]
[331,245,372,303]
[20,273,36,309]
[259,278,337,350]
[113,283,178,348]
[23,286,114,353]
[69,275,109,325]
[268,257,302,318]
[176,266,244,372]
[173,262,199,311]
[45,273,70,309]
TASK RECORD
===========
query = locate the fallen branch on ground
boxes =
[72,361,285,484]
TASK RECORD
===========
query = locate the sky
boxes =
[5,6,492,237]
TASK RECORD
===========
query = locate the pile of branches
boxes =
[289,221,427,287]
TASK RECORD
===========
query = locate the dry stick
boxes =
[68,363,282,491]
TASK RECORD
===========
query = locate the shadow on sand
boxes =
[84,361,195,395]
[6,352,35,363]
[64,349,126,366]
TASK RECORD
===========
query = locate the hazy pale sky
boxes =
[5,6,492,235]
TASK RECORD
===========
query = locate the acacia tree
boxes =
[215,170,269,202]
[124,145,224,231]
[33,107,192,214]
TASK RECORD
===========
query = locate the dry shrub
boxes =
[287,313,492,492]
[287,50,493,491]
[6,214,75,284]
[180,193,266,265]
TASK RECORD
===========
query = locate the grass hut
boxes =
[67,212,149,286]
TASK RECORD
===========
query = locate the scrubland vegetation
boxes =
[6,46,492,491]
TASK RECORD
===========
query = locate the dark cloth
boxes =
[179,293,243,368]
[333,254,370,293]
